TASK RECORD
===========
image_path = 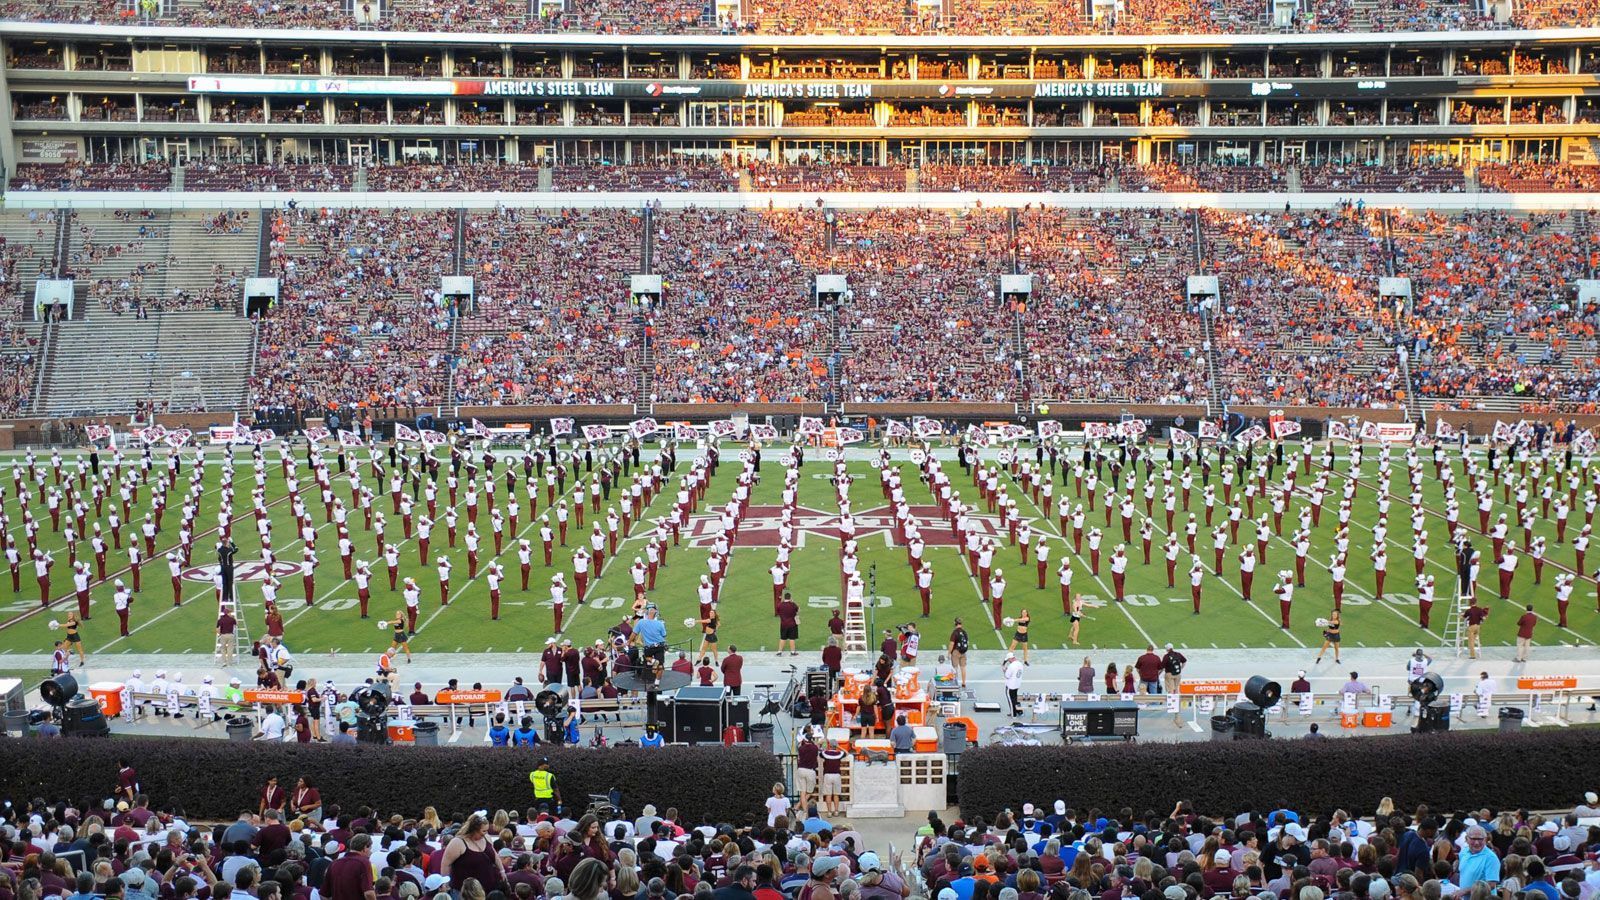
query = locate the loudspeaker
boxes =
[726,696,750,732]
[1228,702,1267,739]
[354,682,391,716]
[40,673,79,707]
[1410,672,1444,705]
[62,696,110,737]
[1244,675,1282,708]
[668,698,722,744]
[1414,699,1452,733]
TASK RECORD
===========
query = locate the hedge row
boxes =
[957,728,1600,820]
[0,737,782,824]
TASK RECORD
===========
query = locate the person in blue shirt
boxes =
[636,607,669,665]
[488,713,511,746]
[639,723,665,748]
[1457,827,1501,889]
[801,804,832,834]
[563,704,581,744]
[1521,859,1558,900]
[513,716,541,746]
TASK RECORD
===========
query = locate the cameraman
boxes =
[1161,643,1187,694]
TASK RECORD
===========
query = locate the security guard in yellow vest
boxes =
[529,758,561,809]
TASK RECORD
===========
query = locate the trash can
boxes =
[2,709,31,736]
[942,721,968,755]
[1210,715,1235,741]
[225,716,253,742]
[1497,707,1525,732]
[748,722,774,753]
[413,720,440,746]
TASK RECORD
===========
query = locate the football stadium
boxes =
[0,4,1599,891]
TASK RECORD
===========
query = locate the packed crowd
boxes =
[1018,207,1205,404]
[832,208,1021,403]
[1390,210,1600,407]
[13,160,1600,195]
[251,208,457,415]
[648,209,831,403]
[454,208,642,405]
[2,766,1599,900]
[1201,208,1408,408]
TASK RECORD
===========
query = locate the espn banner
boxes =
[1357,421,1416,443]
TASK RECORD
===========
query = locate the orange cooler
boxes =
[89,682,125,717]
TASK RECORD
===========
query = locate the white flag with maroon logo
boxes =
[1328,421,1352,442]
[1197,420,1221,440]
[1358,420,1382,442]
[1235,425,1267,446]
[549,417,574,437]
[471,418,493,440]
[885,420,912,439]
[164,429,193,448]
[84,424,114,442]
[836,427,866,445]
[630,417,659,438]
[1000,424,1029,441]
[965,425,990,446]
[394,424,421,442]
[1119,420,1148,439]
[338,429,364,448]
[1575,430,1597,455]
[1270,419,1302,440]
[421,429,448,449]
[673,423,698,441]
[582,424,611,442]
[709,419,738,438]
[250,428,276,445]
[1434,420,1460,440]
[797,416,825,436]
[913,418,943,438]
[749,424,778,441]
[303,426,330,444]
[1169,428,1195,446]
[1037,420,1062,439]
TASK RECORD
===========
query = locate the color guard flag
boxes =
[420,430,448,449]
[1434,420,1460,440]
[582,425,610,442]
[837,427,866,445]
[1169,428,1195,446]
[250,428,276,445]
[1036,420,1062,439]
[549,417,574,437]
[1270,419,1302,440]
[1235,425,1267,446]
[709,420,738,438]
[673,423,698,441]
[884,420,912,439]
[338,430,364,448]
[1328,421,1352,442]
[303,426,330,443]
[394,424,420,442]
[630,417,659,438]
[749,424,778,441]
[798,416,825,436]
[471,418,492,440]
[1000,424,1029,441]
[913,418,943,438]
[1197,420,1221,440]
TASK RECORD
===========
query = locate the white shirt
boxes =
[765,795,792,827]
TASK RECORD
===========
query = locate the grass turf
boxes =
[0,444,1594,668]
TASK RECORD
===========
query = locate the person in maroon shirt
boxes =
[1133,646,1164,693]
[821,638,842,678]
[1515,604,1538,662]
[776,593,800,656]
[115,760,139,803]
[259,776,286,816]
[324,834,376,900]
[697,659,716,686]
[828,610,845,637]
[255,810,292,857]
[1462,602,1491,659]
[721,648,744,695]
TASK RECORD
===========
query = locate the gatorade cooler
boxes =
[1362,711,1393,728]
[387,723,416,743]
[1339,711,1362,729]
[89,682,125,717]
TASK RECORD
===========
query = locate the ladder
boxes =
[842,594,869,654]
[1442,575,1467,657]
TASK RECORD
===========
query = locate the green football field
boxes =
[0,442,1595,667]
